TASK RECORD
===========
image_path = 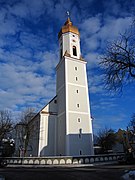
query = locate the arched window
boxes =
[73,46,77,56]
[80,150,82,155]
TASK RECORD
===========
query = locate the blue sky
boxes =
[0,0,135,134]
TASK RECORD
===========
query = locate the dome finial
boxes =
[66,11,70,18]
[58,12,80,38]
[64,11,72,26]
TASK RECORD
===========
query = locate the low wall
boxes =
[2,153,124,165]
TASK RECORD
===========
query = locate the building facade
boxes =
[15,18,94,157]
[56,17,93,156]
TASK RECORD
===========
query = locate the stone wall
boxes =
[2,153,124,165]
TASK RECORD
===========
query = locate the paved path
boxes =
[0,163,135,180]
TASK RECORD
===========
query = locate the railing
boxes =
[1,153,124,165]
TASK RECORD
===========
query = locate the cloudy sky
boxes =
[0,0,135,134]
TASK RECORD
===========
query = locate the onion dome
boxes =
[58,17,80,39]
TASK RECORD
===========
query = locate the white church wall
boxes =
[66,133,93,156]
[66,111,93,156]
[62,32,81,59]
[56,60,65,93]
[67,113,91,133]
[38,97,57,156]
[56,59,66,115]
[41,96,57,113]
[68,84,89,112]
[57,113,66,156]
[62,33,70,57]
[38,115,48,156]
[70,33,81,59]
[57,87,66,115]
[56,55,93,156]
[38,114,57,156]
[63,55,93,156]
[66,58,86,86]
[56,57,67,156]
[66,112,93,156]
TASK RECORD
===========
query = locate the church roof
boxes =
[58,17,80,39]
[28,96,57,124]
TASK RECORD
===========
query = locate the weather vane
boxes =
[66,11,70,18]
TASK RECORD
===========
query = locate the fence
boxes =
[2,153,124,166]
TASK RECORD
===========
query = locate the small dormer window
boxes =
[73,46,77,56]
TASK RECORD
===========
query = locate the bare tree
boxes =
[0,110,13,141]
[16,108,36,156]
[100,24,135,92]
[20,108,36,124]
[97,127,117,153]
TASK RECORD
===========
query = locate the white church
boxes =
[15,17,94,157]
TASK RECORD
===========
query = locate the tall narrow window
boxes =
[73,46,77,56]
[78,118,81,122]
[79,128,82,138]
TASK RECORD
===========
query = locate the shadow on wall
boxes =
[40,132,94,156]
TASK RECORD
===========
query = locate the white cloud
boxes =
[85,36,100,51]
[88,74,104,94]
[0,49,57,112]
[0,1,58,112]
[80,15,132,53]
[0,15,18,35]
[37,51,58,74]
[99,16,132,42]
[85,52,100,67]
[81,15,101,36]
[9,2,30,18]
[103,0,135,17]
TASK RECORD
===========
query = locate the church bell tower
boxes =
[56,17,94,156]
